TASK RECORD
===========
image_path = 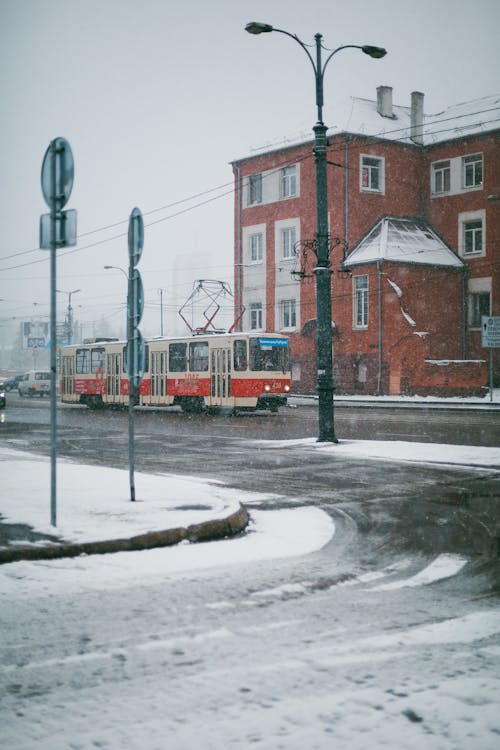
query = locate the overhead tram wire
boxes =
[0,186,235,273]
[0,180,236,264]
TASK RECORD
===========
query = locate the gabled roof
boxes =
[344,217,464,268]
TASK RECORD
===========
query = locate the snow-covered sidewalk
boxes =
[2,437,498,554]
[0,445,335,595]
[253,437,500,468]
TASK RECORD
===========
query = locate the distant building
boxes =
[232,88,500,396]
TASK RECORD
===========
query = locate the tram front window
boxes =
[249,339,289,372]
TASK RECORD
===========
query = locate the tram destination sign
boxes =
[259,337,288,348]
[481,316,500,348]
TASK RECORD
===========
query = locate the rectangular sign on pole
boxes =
[481,316,500,348]
[22,321,49,349]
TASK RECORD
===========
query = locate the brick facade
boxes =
[232,90,499,396]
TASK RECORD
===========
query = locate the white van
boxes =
[18,370,51,397]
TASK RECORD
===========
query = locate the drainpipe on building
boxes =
[343,139,349,260]
[234,164,243,331]
[462,264,469,359]
[377,260,383,394]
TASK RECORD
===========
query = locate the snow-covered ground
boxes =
[254,437,500,467]
[1,438,499,596]
[2,442,500,749]
[290,387,500,406]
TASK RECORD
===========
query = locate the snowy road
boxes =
[2,405,500,748]
[2,502,500,749]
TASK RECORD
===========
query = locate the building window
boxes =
[469,292,490,328]
[250,303,263,330]
[463,153,483,189]
[281,299,297,329]
[353,275,368,328]
[249,232,263,262]
[248,173,262,205]
[464,220,483,255]
[360,155,384,192]
[432,160,450,194]
[280,165,297,198]
[459,210,485,258]
[281,226,297,259]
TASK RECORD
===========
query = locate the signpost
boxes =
[482,316,500,402]
[40,137,77,526]
[127,207,144,501]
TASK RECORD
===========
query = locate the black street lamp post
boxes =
[245,22,386,441]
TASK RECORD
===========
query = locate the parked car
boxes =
[4,374,23,391]
[18,370,51,397]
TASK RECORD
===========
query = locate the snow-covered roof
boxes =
[234,92,500,162]
[341,93,500,145]
[344,217,464,268]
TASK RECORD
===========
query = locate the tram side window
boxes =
[169,343,187,372]
[76,348,90,374]
[233,340,248,371]
[91,348,105,373]
[189,341,209,372]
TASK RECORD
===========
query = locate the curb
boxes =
[0,503,250,565]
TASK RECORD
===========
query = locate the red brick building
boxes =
[232,88,500,396]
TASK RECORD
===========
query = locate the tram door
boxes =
[61,356,74,397]
[150,351,166,405]
[106,353,121,403]
[210,347,232,407]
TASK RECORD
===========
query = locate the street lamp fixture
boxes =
[245,22,386,442]
[104,265,129,337]
[104,264,128,279]
[56,288,81,344]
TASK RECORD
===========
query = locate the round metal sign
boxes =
[41,137,74,211]
[128,207,144,266]
[129,269,144,325]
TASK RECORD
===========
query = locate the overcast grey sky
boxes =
[1,0,499,342]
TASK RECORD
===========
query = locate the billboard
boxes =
[22,321,49,349]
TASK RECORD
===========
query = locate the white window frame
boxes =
[458,210,485,258]
[464,221,483,255]
[281,226,297,260]
[248,173,263,205]
[431,160,450,194]
[280,165,298,199]
[360,155,384,193]
[281,299,297,330]
[353,275,369,329]
[462,153,483,189]
[250,302,263,330]
[468,277,491,329]
[249,232,263,263]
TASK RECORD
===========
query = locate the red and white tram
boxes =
[60,332,291,413]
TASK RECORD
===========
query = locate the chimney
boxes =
[377,85,394,118]
[410,91,424,145]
